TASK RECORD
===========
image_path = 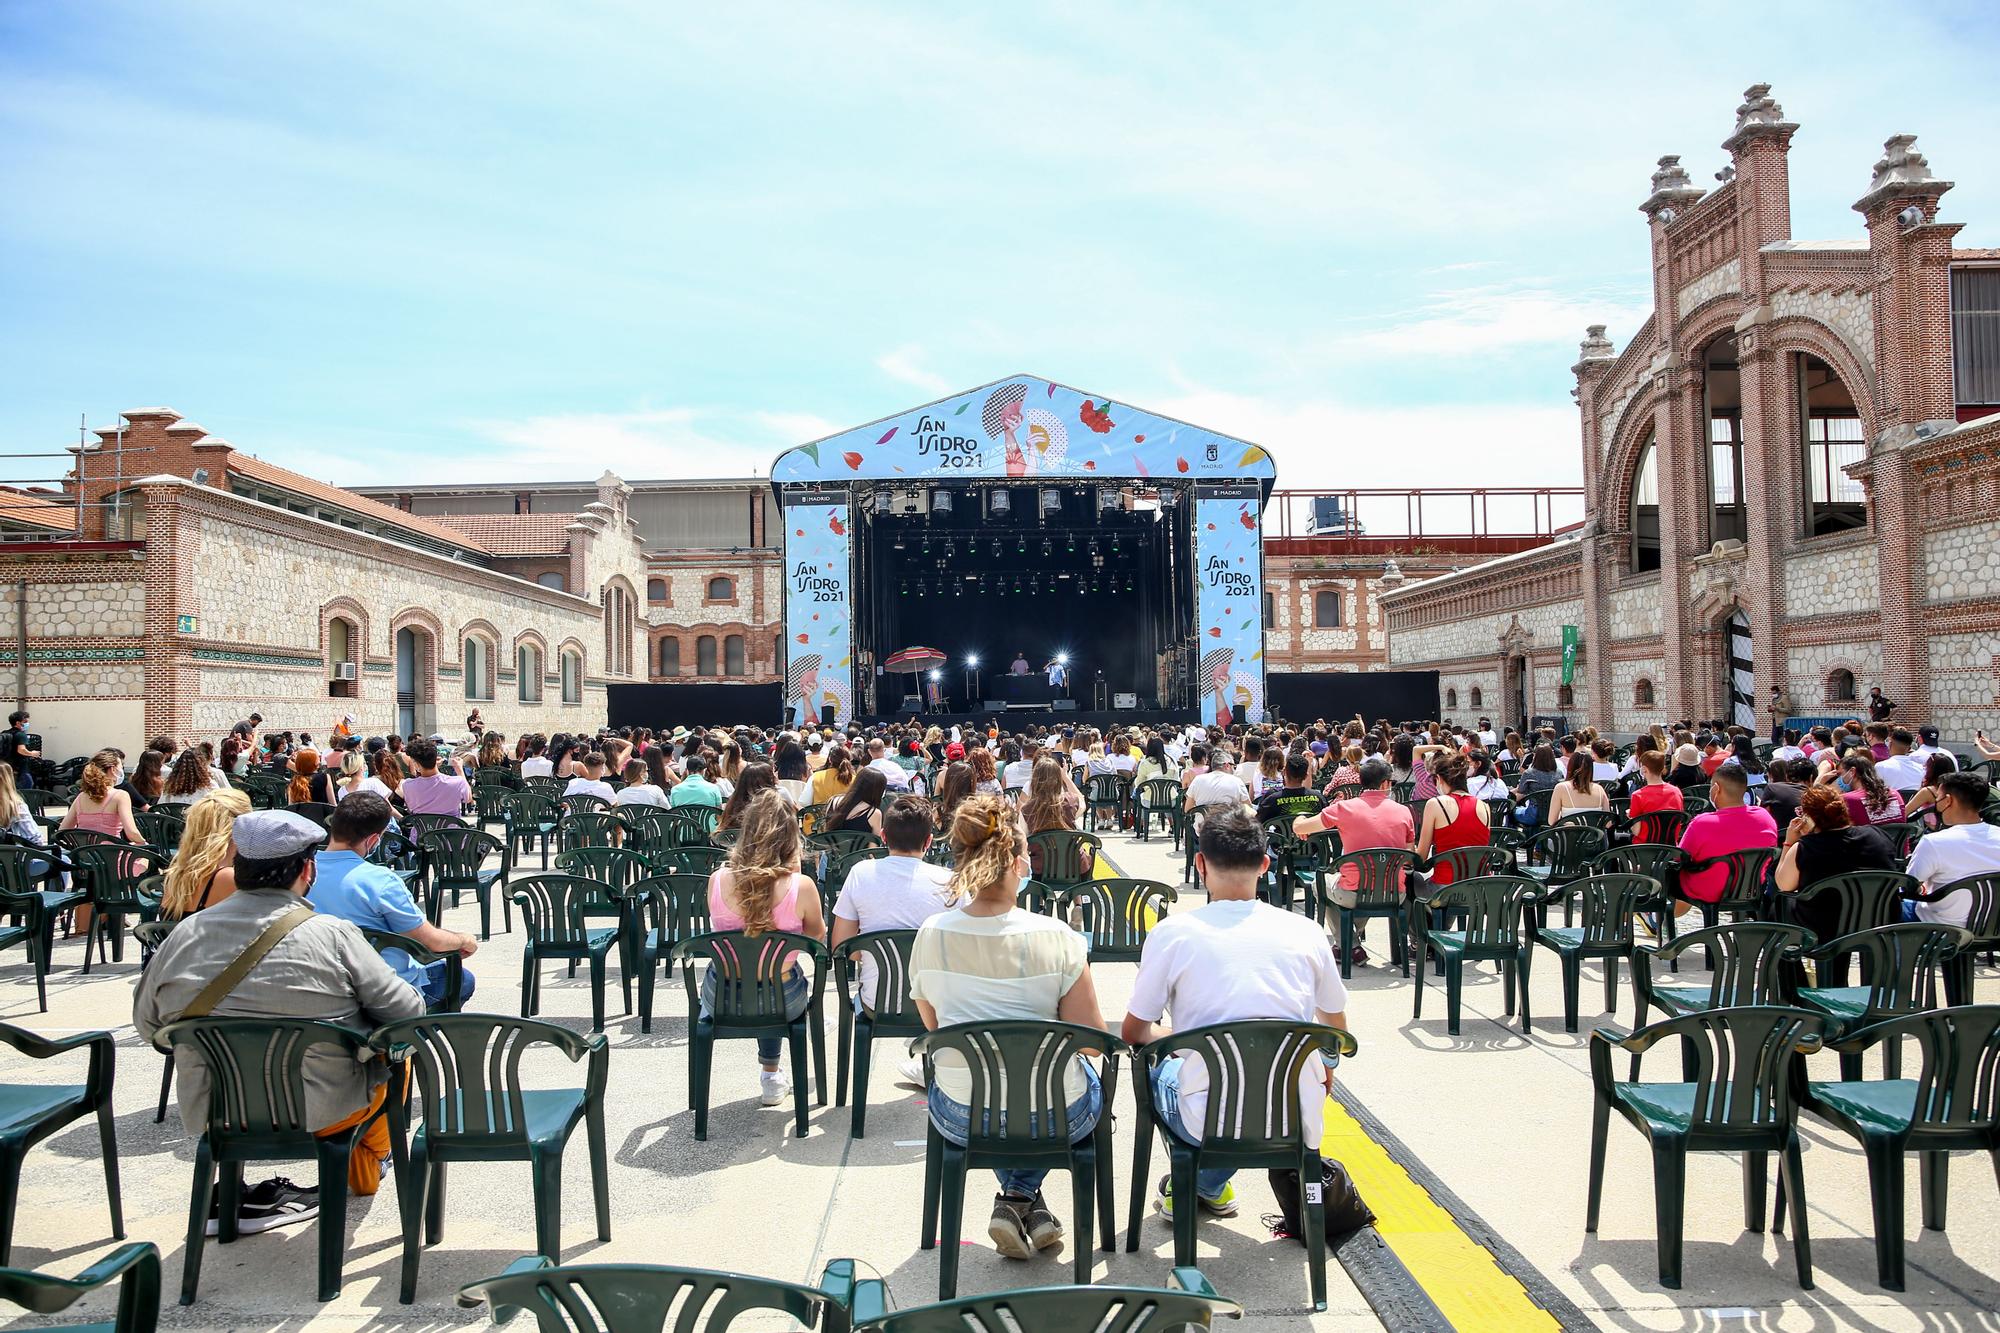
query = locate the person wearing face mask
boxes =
[1903,772,2000,928]
[58,749,145,843]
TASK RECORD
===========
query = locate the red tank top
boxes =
[1427,794,1489,885]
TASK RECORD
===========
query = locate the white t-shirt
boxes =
[1592,761,1621,783]
[1186,769,1249,811]
[909,907,1089,1103]
[521,757,554,778]
[1772,745,1805,764]
[563,777,616,803]
[1108,753,1138,775]
[1126,899,1348,1145]
[1466,775,1509,801]
[354,776,397,803]
[1875,752,1928,791]
[614,783,669,809]
[833,854,957,1007]
[868,757,912,790]
[1907,822,2000,928]
[1001,760,1036,790]
[1477,729,1498,749]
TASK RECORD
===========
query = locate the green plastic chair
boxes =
[0,846,76,1012]
[1555,809,1624,839]
[795,802,830,837]
[522,776,566,801]
[358,926,466,1014]
[0,1023,122,1265]
[1870,821,1926,864]
[456,1256,839,1332]
[559,793,611,819]
[653,844,727,880]
[846,1265,1242,1332]
[1531,873,1667,1033]
[1421,844,1513,886]
[1794,923,1969,1080]
[1298,829,1342,925]
[506,794,562,870]
[1134,778,1182,842]
[473,785,516,842]
[554,846,654,891]
[1083,774,1127,833]
[672,930,830,1140]
[513,874,626,1032]
[368,828,426,898]
[1631,922,1813,1081]
[1126,1021,1356,1312]
[1674,846,1778,936]
[370,1015,610,1303]
[831,928,923,1139]
[1518,824,1608,925]
[557,813,624,853]
[0,1242,159,1333]
[1903,872,2000,1005]
[1027,829,1101,892]
[822,845,890,918]
[1587,1006,1826,1290]
[1259,817,1313,913]
[1409,875,1541,1035]
[1180,806,1230,888]
[420,825,513,938]
[1789,1005,2000,1290]
[402,812,469,843]
[286,801,337,829]
[710,825,742,849]
[914,1020,1121,1299]
[661,806,720,848]
[1780,871,1914,983]
[617,874,712,1031]
[68,843,165,974]
[1628,809,1690,847]
[155,1016,385,1303]
[1051,878,1177,964]
[131,811,185,856]
[1320,848,1416,978]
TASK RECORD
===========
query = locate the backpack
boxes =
[1266,1157,1374,1243]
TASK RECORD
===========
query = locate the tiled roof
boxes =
[0,489,76,532]
[431,512,577,556]
[224,454,491,555]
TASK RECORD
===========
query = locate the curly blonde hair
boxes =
[721,789,801,937]
[160,788,251,918]
[947,793,1025,905]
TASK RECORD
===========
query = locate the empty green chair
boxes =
[845,1265,1242,1332]
[1126,1021,1356,1312]
[1674,846,1777,935]
[660,807,720,848]
[358,927,466,1014]
[506,794,562,870]
[1789,1005,2000,1290]
[1409,875,1541,1036]
[1519,824,1608,925]
[1134,778,1182,842]
[1259,817,1314,913]
[1633,922,1811,1028]
[156,1016,381,1303]
[1050,878,1176,963]
[557,813,623,853]
[914,1020,1120,1299]
[69,844,165,974]
[0,844,76,1011]
[1027,829,1100,893]
[1587,1006,1826,1290]
[513,875,625,1032]
[370,1014,610,1303]
[0,1023,122,1265]
[1319,848,1417,978]
[672,930,829,1140]
[420,825,512,937]
[132,811,185,856]
[1794,923,1968,1079]
[831,928,924,1139]
[652,843,726,879]
[1299,829,1342,925]
[1904,872,2000,1005]
[0,1242,159,1333]
[618,874,712,1032]
[473,784,516,843]
[1531,873,1665,1033]
[457,1257,841,1333]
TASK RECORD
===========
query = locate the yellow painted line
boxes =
[1321,1096,1561,1332]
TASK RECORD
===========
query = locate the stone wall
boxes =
[1926,632,1998,736]
[1784,539,1880,617]
[1924,521,2000,605]
[1787,640,1883,712]
[1607,657,1667,733]
[1608,582,1662,640]
[0,580,146,639]
[1770,285,1876,375]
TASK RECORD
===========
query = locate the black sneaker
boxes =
[206,1176,319,1236]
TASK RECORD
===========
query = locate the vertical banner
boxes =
[1195,483,1265,727]
[783,495,853,729]
[1560,624,1579,686]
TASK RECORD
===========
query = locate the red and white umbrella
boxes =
[884,646,948,675]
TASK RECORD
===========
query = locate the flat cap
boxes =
[231,810,325,859]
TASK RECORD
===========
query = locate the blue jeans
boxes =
[1154,1057,1236,1201]
[418,958,475,1010]
[928,1061,1103,1198]
[700,966,811,1063]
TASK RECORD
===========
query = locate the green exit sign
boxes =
[176,615,198,634]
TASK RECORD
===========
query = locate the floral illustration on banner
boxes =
[1195,494,1265,724]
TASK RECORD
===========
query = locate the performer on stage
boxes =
[1046,658,1068,690]
[1009,651,1030,676]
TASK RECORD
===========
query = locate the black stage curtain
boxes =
[1265,671,1439,726]
[607,682,785,730]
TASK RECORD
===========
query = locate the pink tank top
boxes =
[708,871,807,967]
[73,807,124,837]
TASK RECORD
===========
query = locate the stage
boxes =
[855,708,1195,733]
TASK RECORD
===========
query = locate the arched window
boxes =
[724,635,746,676]
[658,637,680,677]
[647,578,667,603]
[1799,353,1866,537]
[1828,668,1856,703]
[560,649,582,704]
[462,635,492,702]
[1634,677,1655,707]
[1557,683,1575,710]
[1445,688,1459,710]
[1313,590,1343,628]
[696,635,718,677]
[327,617,358,700]
[517,644,542,702]
[536,572,567,592]
[1630,435,1661,573]
[706,576,734,602]
[1262,591,1275,630]
[1469,687,1483,709]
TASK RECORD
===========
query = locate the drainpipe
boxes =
[14,581,25,711]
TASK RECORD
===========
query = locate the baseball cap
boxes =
[1919,725,1940,744]
[231,810,325,860]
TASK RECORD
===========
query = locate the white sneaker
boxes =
[894,1055,927,1089]
[759,1070,791,1107]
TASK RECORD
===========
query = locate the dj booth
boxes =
[990,675,1063,707]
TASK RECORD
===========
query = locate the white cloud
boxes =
[874,346,951,397]
[1313,284,1654,359]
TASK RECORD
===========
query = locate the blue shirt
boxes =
[309,849,426,985]
[669,775,723,809]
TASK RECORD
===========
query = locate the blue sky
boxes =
[2,2,1994,496]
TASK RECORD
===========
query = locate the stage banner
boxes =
[783,497,854,729]
[1195,484,1265,727]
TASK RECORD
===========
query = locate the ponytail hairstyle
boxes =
[830,745,856,786]
[78,751,118,801]
[947,792,1025,905]
[722,790,801,936]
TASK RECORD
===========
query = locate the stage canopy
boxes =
[773,377,1278,730]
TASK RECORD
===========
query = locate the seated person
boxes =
[562,751,617,804]
[1122,806,1347,1221]
[667,753,725,808]
[830,793,957,1012]
[311,792,477,1010]
[134,810,425,1228]
[1905,772,2000,927]
[1674,763,1777,914]
[1256,751,1327,824]
[1626,749,1686,827]
[1774,781,1896,941]
[1292,757,1413,965]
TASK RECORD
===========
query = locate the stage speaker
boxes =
[1052,699,1078,712]
[820,705,836,728]
[984,700,1007,713]
[1231,704,1247,727]
[1113,691,1138,709]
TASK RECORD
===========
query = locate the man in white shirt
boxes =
[1875,729,1929,792]
[1914,725,1955,767]
[519,737,554,779]
[1476,718,1498,749]
[1122,806,1347,1220]
[1184,750,1250,813]
[865,737,912,791]
[1905,772,2000,929]
[561,751,617,804]
[829,794,956,1047]
[1771,728,1806,765]
[1000,741,1035,791]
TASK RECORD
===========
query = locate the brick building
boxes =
[1381,85,2000,738]
[0,408,648,759]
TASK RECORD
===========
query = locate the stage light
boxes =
[1039,487,1061,516]
[1057,653,1069,665]
[989,489,1011,517]
[967,655,979,667]
[1098,487,1119,511]
[931,489,953,515]
[929,669,940,681]
[875,491,892,515]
